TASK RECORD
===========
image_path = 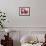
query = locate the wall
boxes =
[0,0,46,46]
[0,0,46,27]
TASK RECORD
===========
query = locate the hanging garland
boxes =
[0,10,6,28]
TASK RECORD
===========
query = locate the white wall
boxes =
[0,1,46,46]
[0,0,46,27]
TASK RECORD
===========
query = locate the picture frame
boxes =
[19,7,30,16]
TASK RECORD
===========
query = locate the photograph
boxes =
[19,7,30,16]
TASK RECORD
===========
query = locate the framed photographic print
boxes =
[19,7,30,16]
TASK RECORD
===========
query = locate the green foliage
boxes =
[0,11,6,28]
